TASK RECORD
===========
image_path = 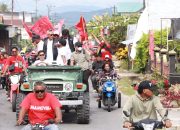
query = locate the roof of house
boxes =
[116,2,144,13]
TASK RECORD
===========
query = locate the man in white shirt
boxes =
[43,30,58,63]
[60,29,75,65]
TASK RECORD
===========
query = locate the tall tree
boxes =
[0,3,9,12]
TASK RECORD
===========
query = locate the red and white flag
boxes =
[22,21,32,37]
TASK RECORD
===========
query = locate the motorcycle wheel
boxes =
[118,93,121,108]
[98,100,101,108]
[12,93,17,112]
[107,98,111,112]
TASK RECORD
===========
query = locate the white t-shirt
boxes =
[65,39,72,60]
[46,39,53,62]
[57,47,67,65]
[37,40,44,51]
[33,60,49,66]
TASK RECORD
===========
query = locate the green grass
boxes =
[118,77,135,96]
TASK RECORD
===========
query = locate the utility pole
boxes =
[35,0,38,20]
[47,5,55,20]
[11,0,14,25]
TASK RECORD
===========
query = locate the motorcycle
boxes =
[9,74,24,112]
[98,76,121,112]
[123,110,168,130]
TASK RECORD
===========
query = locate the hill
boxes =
[55,7,113,27]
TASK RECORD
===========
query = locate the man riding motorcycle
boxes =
[17,81,62,130]
[122,80,172,129]
[2,47,27,100]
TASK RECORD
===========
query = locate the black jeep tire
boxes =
[118,93,121,108]
[16,93,28,124]
[12,93,17,112]
[77,92,90,124]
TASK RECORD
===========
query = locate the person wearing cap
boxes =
[60,29,75,65]
[43,30,58,62]
[103,54,114,69]
[123,80,172,129]
[32,34,44,52]
[70,42,91,92]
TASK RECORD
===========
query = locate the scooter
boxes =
[9,74,22,112]
[123,110,168,130]
[98,76,121,112]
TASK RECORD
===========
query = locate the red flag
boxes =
[22,21,32,37]
[31,16,53,39]
[149,30,154,60]
[75,16,88,42]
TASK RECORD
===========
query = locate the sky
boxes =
[0,0,143,14]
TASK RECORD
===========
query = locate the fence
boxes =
[151,47,180,84]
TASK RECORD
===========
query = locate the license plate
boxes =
[46,84,63,91]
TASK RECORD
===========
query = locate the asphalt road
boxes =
[0,86,126,130]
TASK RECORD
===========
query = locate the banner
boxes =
[149,30,154,60]
[75,16,88,42]
[31,16,54,39]
[54,19,64,36]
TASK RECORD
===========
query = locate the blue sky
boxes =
[0,0,143,14]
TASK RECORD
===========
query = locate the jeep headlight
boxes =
[64,83,73,92]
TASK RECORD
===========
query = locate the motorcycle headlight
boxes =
[64,83,73,92]
[10,75,20,84]
[106,87,113,92]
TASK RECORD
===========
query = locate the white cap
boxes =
[105,55,110,58]
[53,30,59,35]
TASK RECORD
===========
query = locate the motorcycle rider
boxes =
[91,54,104,91]
[123,80,172,129]
[17,81,62,130]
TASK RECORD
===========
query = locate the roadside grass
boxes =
[118,77,135,96]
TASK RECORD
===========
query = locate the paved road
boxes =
[0,86,126,130]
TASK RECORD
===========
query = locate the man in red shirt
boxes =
[2,47,27,76]
[17,81,62,130]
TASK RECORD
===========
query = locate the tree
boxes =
[87,14,139,53]
[0,3,9,12]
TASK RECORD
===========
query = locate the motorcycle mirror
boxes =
[123,111,130,117]
[164,110,168,117]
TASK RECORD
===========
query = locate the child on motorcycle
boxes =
[123,80,172,129]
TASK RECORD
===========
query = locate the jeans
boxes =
[21,124,60,130]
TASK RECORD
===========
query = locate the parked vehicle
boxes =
[123,110,168,130]
[16,65,90,124]
[98,76,121,112]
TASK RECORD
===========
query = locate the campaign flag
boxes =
[75,16,88,42]
[31,16,54,39]
[22,21,32,37]
[149,30,154,60]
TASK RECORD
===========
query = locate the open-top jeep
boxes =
[16,65,90,124]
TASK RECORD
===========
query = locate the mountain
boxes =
[54,7,113,27]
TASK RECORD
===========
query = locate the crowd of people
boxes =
[0,28,173,130]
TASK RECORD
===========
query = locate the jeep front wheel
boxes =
[77,92,90,124]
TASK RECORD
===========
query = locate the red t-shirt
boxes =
[20,93,62,124]
[6,55,25,73]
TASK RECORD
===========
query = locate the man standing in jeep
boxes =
[17,81,62,130]
[70,42,91,92]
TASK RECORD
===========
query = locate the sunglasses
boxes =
[39,54,45,56]
[35,89,45,93]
